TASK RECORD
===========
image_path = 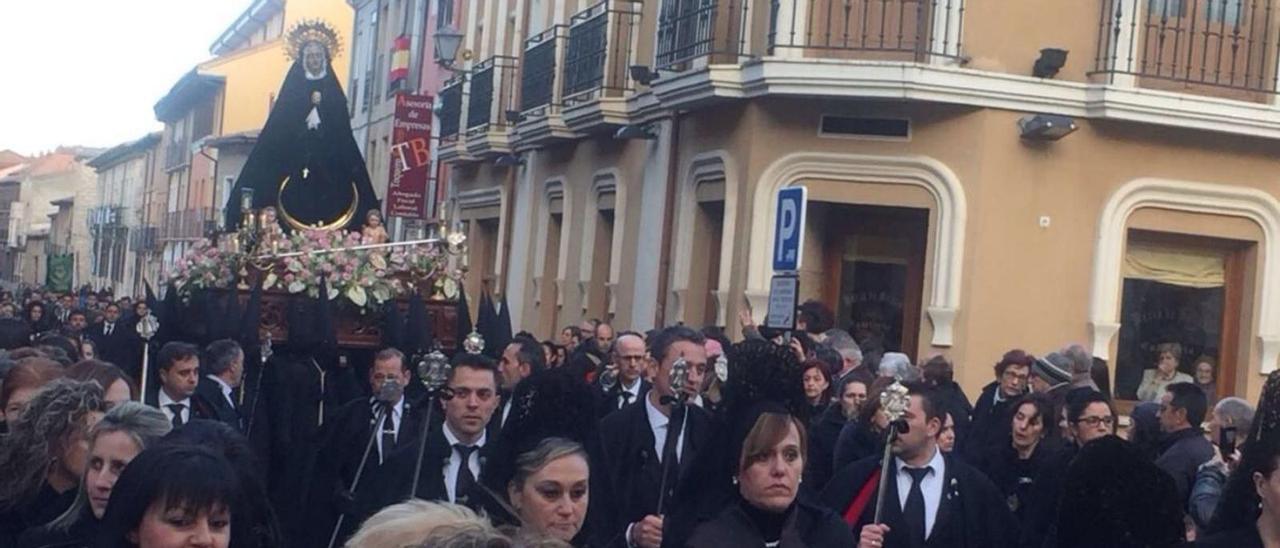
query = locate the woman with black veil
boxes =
[479,367,605,547]
[681,339,852,547]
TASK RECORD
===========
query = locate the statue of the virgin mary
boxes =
[224,19,380,233]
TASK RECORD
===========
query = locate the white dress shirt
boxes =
[895,446,946,539]
[206,375,235,409]
[644,393,685,464]
[157,390,191,425]
[500,399,512,428]
[441,424,486,503]
[102,322,115,336]
[615,378,642,409]
[372,396,405,464]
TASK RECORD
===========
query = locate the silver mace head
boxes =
[418,348,451,391]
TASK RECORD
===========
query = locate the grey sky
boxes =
[0,1,250,156]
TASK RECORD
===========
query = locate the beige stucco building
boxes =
[86,133,162,297]
[1,151,100,289]
[439,0,1280,406]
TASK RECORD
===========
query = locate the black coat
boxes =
[597,379,651,418]
[1155,427,1215,508]
[978,439,1062,527]
[565,344,607,383]
[685,498,854,548]
[1017,444,1075,548]
[16,506,97,548]
[820,452,1017,548]
[1045,436,1184,548]
[307,394,428,546]
[833,420,884,473]
[400,420,501,514]
[597,398,711,547]
[805,404,847,491]
[0,484,76,548]
[87,323,134,376]
[962,381,1019,469]
[193,376,242,432]
[934,381,973,430]
[1193,526,1263,547]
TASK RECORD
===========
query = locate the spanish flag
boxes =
[388,34,411,90]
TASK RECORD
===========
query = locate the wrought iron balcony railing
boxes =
[439,76,465,140]
[163,137,189,171]
[1092,0,1280,98]
[563,1,642,101]
[655,0,750,69]
[768,0,965,60]
[466,56,520,133]
[521,26,567,112]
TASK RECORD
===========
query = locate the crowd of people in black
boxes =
[1,288,1280,548]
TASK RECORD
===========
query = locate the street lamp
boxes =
[433,25,465,70]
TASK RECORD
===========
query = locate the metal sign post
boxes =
[765,187,808,334]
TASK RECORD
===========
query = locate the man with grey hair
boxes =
[194,339,245,431]
[825,329,865,385]
[877,352,919,382]
[1062,344,1099,392]
[1189,396,1256,531]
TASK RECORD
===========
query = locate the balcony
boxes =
[130,226,159,252]
[464,56,520,158]
[1092,0,1280,102]
[768,0,965,61]
[655,0,751,70]
[561,0,644,133]
[521,26,567,113]
[436,75,471,163]
[159,208,213,242]
[516,25,577,147]
[163,137,189,171]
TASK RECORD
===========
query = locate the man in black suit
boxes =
[151,341,214,428]
[496,336,545,432]
[407,352,500,509]
[311,348,426,546]
[194,339,245,432]
[89,303,130,369]
[822,382,1016,548]
[59,309,87,342]
[598,326,710,548]
[599,332,650,417]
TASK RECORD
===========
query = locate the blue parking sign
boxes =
[772,186,807,272]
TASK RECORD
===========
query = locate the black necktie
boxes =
[618,390,633,409]
[381,406,397,457]
[167,403,185,428]
[454,444,478,504]
[903,466,931,548]
[105,323,113,336]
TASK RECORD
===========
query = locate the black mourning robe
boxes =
[225,60,378,232]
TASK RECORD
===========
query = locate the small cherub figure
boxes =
[361,209,389,245]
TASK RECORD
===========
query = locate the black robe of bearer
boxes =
[225,59,378,232]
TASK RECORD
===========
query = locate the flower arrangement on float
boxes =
[166,227,454,312]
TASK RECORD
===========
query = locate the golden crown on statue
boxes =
[285,19,344,61]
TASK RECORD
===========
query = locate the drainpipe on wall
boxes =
[499,163,517,299]
[654,111,682,327]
